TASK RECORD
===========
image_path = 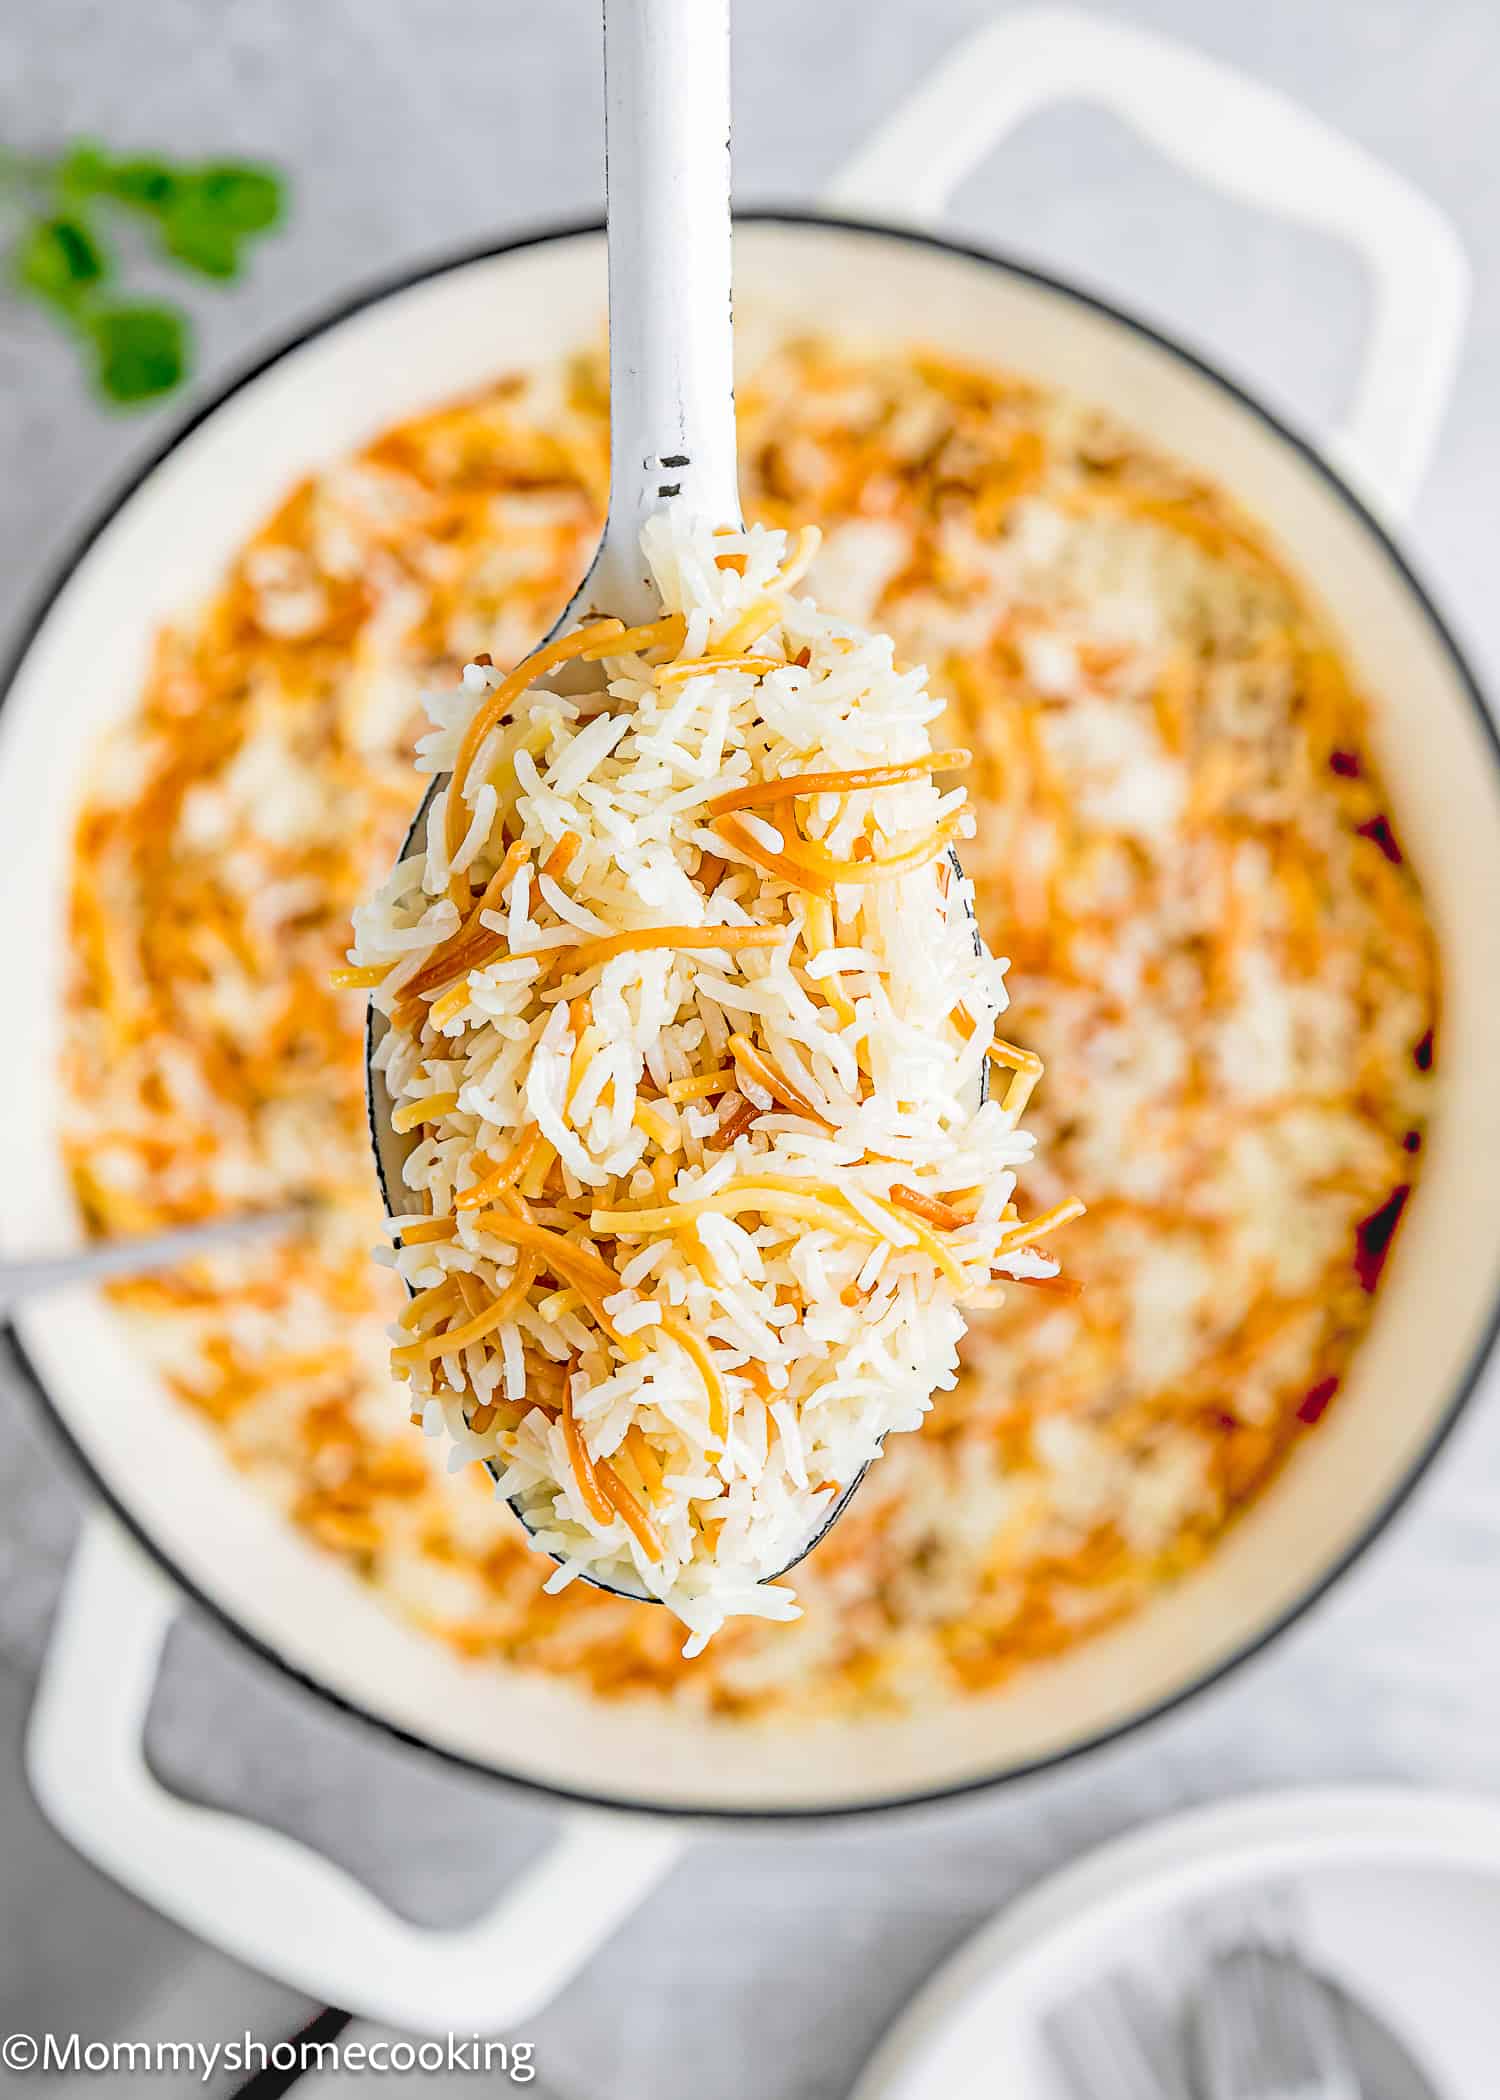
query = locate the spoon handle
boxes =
[595,0,740,621]
[0,1208,299,1314]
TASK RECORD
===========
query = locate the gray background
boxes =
[2,2,1498,2095]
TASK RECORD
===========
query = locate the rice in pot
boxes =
[62,337,1436,1716]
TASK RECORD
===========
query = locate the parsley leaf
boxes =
[161,200,242,280]
[8,140,286,408]
[14,215,109,310]
[192,162,284,233]
[107,157,185,212]
[157,163,288,277]
[88,303,190,404]
[57,140,114,200]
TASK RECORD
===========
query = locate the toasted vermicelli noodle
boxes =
[349,512,1068,1649]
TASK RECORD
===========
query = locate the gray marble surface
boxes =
[2,2,1499,2095]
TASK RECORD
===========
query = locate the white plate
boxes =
[853,1787,1500,2100]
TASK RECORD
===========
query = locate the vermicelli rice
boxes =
[350,512,1067,1647]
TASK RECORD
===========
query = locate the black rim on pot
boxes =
[4,211,1498,1823]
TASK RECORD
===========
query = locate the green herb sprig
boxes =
[5,142,287,406]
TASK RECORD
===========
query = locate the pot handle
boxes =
[824,4,1468,521]
[27,1515,685,2036]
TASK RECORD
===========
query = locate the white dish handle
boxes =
[824,3,1469,522]
[26,1515,685,2036]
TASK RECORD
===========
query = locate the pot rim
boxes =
[5,207,1498,1824]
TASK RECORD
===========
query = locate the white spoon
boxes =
[586,0,741,622]
[367,0,984,1599]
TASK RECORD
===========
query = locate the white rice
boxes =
[349,511,1060,1651]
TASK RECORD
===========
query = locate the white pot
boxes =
[3,4,1498,2039]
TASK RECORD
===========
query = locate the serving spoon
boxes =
[0,1207,304,1317]
[366,0,985,1600]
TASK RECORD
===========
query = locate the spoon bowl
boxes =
[367,842,988,1598]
